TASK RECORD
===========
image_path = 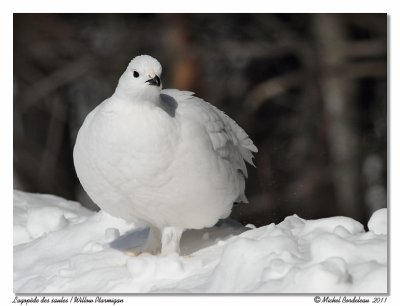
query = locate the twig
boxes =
[344,40,387,59]
[244,71,305,113]
[345,60,387,79]
[19,56,94,112]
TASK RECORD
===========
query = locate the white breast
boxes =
[74,93,252,230]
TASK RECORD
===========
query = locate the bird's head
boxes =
[115,55,162,103]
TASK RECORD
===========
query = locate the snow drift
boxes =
[13,190,387,293]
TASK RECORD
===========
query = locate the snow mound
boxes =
[13,190,387,293]
[13,190,93,245]
[368,208,387,235]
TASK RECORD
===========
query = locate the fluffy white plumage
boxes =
[73,55,257,254]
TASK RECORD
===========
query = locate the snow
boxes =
[13,190,387,293]
[13,191,93,245]
[368,208,387,235]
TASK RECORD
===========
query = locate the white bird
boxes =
[73,55,257,255]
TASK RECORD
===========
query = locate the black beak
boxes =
[146,75,161,87]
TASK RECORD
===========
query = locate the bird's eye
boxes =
[133,71,139,78]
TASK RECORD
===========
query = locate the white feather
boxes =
[73,55,257,253]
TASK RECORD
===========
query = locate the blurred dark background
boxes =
[13,13,387,227]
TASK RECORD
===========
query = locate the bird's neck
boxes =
[113,87,161,107]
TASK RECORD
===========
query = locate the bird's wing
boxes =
[161,89,258,182]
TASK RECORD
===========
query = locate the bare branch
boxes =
[19,56,94,112]
[244,72,304,113]
[344,40,387,59]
